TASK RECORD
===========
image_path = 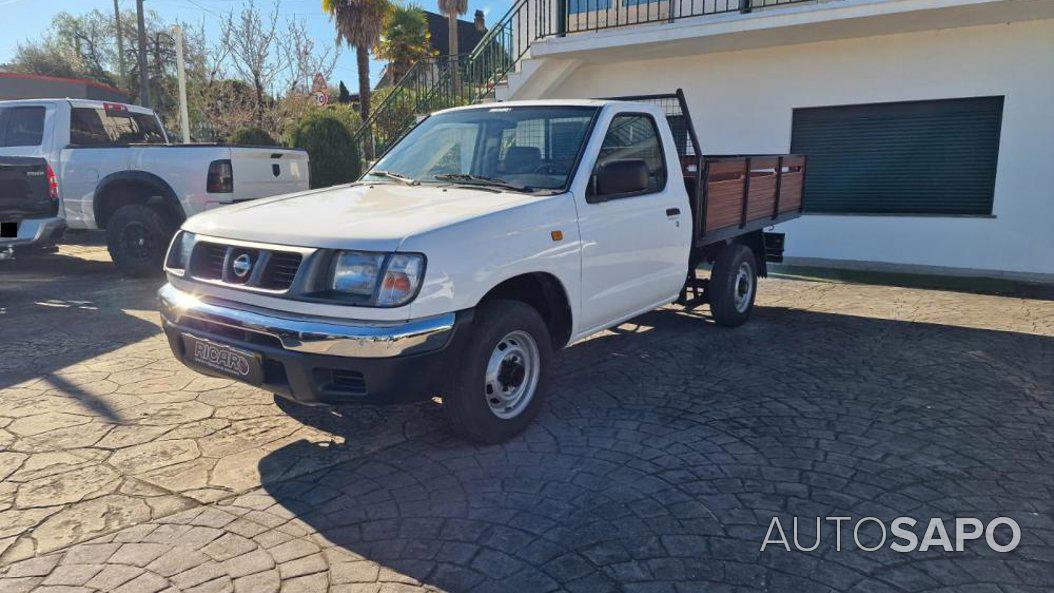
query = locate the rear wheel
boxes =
[444,300,551,444]
[105,204,171,277]
[708,243,757,327]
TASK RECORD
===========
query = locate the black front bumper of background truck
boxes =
[158,283,473,406]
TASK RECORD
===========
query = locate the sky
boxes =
[0,0,513,86]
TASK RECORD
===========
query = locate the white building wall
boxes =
[544,19,1054,281]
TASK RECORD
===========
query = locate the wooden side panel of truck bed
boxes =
[701,155,806,235]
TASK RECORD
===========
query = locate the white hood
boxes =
[183,182,540,251]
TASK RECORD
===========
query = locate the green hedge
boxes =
[227,126,279,146]
[284,111,362,189]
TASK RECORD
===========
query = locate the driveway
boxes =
[1,235,1051,592]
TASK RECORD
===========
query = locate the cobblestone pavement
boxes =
[1,235,1052,592]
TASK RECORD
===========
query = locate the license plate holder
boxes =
[1,221,16,238]
[182,333,263,385]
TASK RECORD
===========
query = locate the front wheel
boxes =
[444,300,552,444]
[105,204,171,277]
[708,243,758,327]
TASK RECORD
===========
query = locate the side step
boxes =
[677,269,708,308]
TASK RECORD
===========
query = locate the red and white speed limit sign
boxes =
[313,91,329,107]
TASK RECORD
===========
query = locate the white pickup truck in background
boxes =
[159,94,806,443]
[0,99,309,273]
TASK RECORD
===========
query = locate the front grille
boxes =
[260,252,303,290]
[194,243,227,279]
[188,240,303,292]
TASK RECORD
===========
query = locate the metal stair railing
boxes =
[354,0,557,159]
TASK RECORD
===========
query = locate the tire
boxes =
[105,204,171,277]
[708,243,758,327]
[444,299,552,444]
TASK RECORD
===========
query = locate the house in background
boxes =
[0,72,129,103]
[376,10,488,88]
[481,0,1053,282]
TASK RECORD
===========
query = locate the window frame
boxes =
[586,111,669,203]
[568,0,613,14]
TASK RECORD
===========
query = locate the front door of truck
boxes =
[574,110,691,334]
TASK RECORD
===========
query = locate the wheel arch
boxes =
[477,272,574,350]
[94,171,185,230]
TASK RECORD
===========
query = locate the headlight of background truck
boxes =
[330,251,425,307]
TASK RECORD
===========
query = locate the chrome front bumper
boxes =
[157,283,455,358]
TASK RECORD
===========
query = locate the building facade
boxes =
[0,72,130,103]
[498,0,1054,282]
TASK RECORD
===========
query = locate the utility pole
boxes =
[173,25,190,143]
[135,0,150,108]
[113,0,127,86]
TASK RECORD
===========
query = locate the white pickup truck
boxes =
[159,93,806,443]
[0,99,308,272]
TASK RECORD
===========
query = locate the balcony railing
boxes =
[561,0,813,34]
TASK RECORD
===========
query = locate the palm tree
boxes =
[438,0,467,91]
[375,4,435,85]
[322,0,391,124]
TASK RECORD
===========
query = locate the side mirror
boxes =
[589,159,649,202]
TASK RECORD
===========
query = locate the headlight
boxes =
[165,231,196,273]
[330,251,425,307]
[332,251,385,295]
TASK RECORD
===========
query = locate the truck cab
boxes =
[159,96,804,443]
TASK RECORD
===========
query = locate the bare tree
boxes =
[283,18,340,96]
[222,0,286,127]
[276,18,341,126]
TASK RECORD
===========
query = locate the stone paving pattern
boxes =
[0,236,1052,592]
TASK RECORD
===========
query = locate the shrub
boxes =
[325,103,363,131]
[227,126,279,146]
[284,111,362,189]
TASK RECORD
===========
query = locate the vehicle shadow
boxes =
[0,239,163,423]
[256,306,1054,591]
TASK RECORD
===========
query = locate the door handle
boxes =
[666,208,681,216]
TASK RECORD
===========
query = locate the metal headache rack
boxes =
[601,89,806,247]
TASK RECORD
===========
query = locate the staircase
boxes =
[354,0,553,158]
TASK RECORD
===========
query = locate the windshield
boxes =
[365,106,598,191]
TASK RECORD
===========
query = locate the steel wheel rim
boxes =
[733,262,754,313]
[484,329,540,420]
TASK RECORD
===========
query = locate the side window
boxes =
[70,108,110,145]
[70,108,167,145]
[132,114,166,144]
[0,106,46,147]
[592,113,667,196]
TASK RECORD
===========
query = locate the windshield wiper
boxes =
[434,173,531,192]
[368,170,419,185]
